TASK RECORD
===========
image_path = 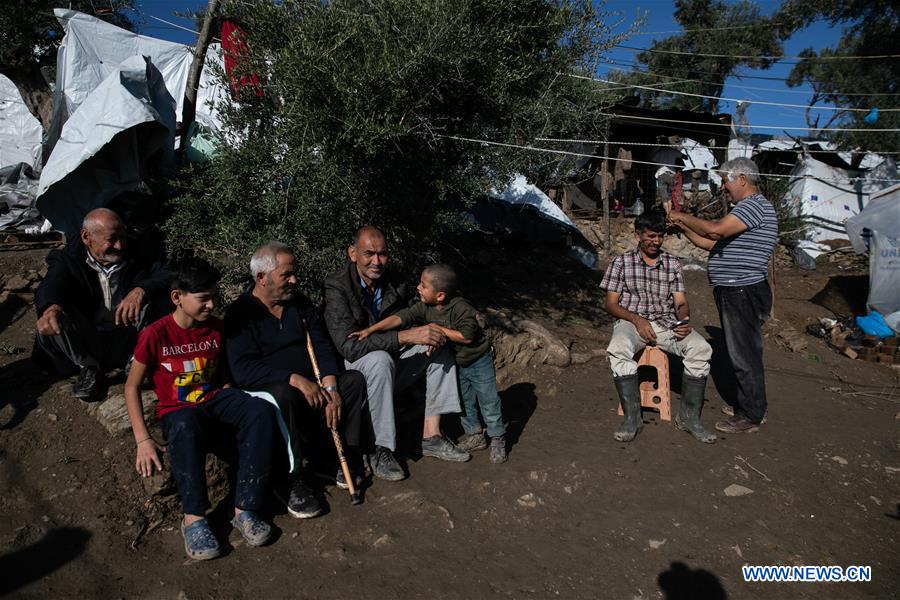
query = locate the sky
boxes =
[132,0,850,137]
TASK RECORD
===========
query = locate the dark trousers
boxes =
[250,370,367,474]
[33,309,138,377]
[159,388,276,516]
[714,281,772,424]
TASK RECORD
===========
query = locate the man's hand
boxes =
[289,374,328,409]
[398,324,447,348]
[115,287,145,326]
[324,390,343,429]
[672,322,693,340]
[36,304,65,336]
[348,329,371,341]
[135,438,164,477]
[631,316,657,342]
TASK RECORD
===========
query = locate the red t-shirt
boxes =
[133,314,226,420]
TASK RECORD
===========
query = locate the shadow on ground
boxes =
[658,561,728,600]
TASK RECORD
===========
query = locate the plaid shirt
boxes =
[600,249,685,327]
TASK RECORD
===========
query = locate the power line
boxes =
[437,134,900,184]
[533,137,900,155]
[579,75,898,113]
[615,44,900,62]
[597,112,900,132]
[598,64,900,98]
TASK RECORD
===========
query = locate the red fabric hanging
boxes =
[222,21,263,98]
[670,170,683,211]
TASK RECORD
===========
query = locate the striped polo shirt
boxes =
[708,193,778,287]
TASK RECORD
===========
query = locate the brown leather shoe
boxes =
[714,416,760,434]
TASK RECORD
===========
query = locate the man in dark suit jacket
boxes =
[33,208,170,400]
[322,226,468,482]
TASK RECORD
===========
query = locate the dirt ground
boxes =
[1,243,898,600]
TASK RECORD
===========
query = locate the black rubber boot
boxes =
[675,374,716,444]
[613,374,642,442]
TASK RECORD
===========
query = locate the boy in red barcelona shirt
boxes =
[124,258,277,560]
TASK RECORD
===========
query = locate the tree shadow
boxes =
[0,527,92,596]
[658,561,728,600]
[704,325,738,409]
[0,357,55,430]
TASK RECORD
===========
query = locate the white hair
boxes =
[250,241,292,279]
[719,157,761,186]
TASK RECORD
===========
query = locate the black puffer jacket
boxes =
[322,261,410,363]
[34,235,170,319]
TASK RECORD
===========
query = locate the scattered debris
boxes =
[648,538,666,550]
[736,456,772,482]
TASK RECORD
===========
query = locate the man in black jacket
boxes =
[225,241,367,519]
[323,226,468,482]
[34,208,170,400]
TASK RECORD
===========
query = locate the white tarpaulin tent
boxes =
[845,183,900,315]
[50,9,225,142]
[36,56,176,236]
[0,75,43,169]
[785,154,897,243]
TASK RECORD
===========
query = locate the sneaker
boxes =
[457,432,488,453]
[489,436,507,464]
[335,466,366,490]
[284,476,324,519]
[231,511,272,547]
[721,405,768,424]
[181,518,220,560]
[73,366,102,401]
[421,435,471,463]
[369,446,406,481]
[714,416,760,434]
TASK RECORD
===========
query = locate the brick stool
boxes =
[617,345,672,421]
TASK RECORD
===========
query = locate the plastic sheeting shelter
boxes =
[50,9,224,142]
[0,75,43,169]
[476,173,598,269]
[36,56,176,236]
[845,184,900,315]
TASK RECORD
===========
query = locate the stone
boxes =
[47,413,58,422]
[96,392,155,435]
[648,539,666,549]
[4,275,30,292]
[774,325,808,353]
[723,484,754,497]
[142,471,175,497]
[831,456,848,466]
[516,493,541,508]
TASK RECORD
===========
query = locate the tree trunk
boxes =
[3,65,53,132]
[179,0,219,161]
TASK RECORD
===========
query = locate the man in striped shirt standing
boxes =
[666,158,778,434]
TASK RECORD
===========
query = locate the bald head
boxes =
[80,208,126,266]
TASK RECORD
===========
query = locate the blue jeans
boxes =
[160,388,276,516]
[458,351,506,438]
[714,281,772,424]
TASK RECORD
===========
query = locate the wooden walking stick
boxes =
[303,320,362,505]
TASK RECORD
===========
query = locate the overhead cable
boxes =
[614,44,900,62]
[597,65,900,98]
[596,112,900,133]
[437,135,900,184]
[578,75,899,113]
[533,138,900,155]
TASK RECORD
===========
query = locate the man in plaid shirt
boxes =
[600,211,715,444]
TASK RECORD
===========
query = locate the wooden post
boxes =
[179,0,219,163]
[601,126,610,259]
